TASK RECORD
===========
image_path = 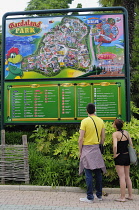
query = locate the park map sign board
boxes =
[1,7,130,125]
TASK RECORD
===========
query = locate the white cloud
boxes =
[0,0,99,25]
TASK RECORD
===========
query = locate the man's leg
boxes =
[84,168,94,200]
[94,168,102,199]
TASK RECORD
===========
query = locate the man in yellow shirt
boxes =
[78,103,106,203]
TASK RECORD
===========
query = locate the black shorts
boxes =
[114,153,130,166]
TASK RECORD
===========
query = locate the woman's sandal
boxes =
[126,197,133,200]
[115,198,126,202]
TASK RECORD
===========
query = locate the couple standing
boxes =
[78,103,133,203]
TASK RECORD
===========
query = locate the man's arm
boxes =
[100,128,105,144]
[78,129,85,157]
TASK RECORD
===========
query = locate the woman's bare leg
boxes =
[124,166,133,199]
[115,165,126,200]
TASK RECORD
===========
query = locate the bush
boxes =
[5,125,35,144]
[5,131,33,144]
[28,117,139,189]
[28,143,85,187]
[4,103,139,189]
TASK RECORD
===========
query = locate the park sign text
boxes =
[8,20,42,36]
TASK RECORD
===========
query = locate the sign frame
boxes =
[1,7,130,126]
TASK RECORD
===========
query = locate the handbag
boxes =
[89,117,104,154]
[128,145,138,165]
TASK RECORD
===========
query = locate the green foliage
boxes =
[0,25,1,67]
[4,104,139,189]
[28,116,139,189]
[98,0,115,7]
[123,117,139,143]
[5,131,33,144]
[131,101,139,116]
[54,131,79,159]
[29,124,79,155]
[28,142,85,187]
[71,3,82,15]
[25,0,73,16]
[4,103,139,189]
[130,8,139,111]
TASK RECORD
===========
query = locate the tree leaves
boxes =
[25,0,73,16]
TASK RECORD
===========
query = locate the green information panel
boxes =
[4,79,126,124]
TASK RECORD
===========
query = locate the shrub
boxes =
[28,117,139,189]
[4,103,139,189]
[28,143,85,187]
[5,131,33,144]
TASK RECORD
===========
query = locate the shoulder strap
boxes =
[89,116,99,143]
[119,131,123,141]
[119,130,128,141]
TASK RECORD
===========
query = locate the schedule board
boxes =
[1,7,130,125]
[4,79,126,124]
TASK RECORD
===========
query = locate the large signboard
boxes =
[2,7,130,124]
[5,14,124,79]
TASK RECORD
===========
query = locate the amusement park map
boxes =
[5,14,124,80]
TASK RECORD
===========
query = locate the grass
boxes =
[15,68,84,79]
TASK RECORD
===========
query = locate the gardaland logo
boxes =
[8,19,42,36]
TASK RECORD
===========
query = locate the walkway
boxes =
[0,185,138,210]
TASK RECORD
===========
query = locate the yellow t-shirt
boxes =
[80,115,104,145]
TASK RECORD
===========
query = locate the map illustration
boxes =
[5,14,124,79]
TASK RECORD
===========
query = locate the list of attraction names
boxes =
[10,85,58,119]
[94,86,118,117]
[5,81,123,123]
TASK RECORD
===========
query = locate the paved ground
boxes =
[0,186,139,210]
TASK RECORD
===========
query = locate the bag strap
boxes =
[89,116,99,143]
